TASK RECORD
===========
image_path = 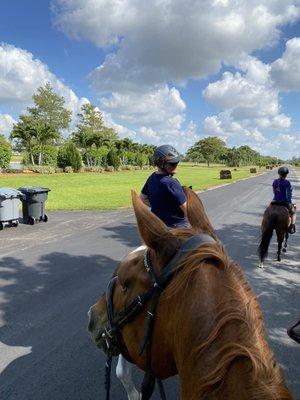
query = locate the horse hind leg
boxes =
[116,355,140,400]
[277,241,282,262]
[276,232,285,262]
[282,232,289,253]
[140,373,156,400]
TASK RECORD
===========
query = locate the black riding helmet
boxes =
[153,145,181,168]
[278,166,289,176]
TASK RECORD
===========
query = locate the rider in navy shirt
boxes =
[272,167,292,204]
[272,166,296,233]
[140,145,189,228]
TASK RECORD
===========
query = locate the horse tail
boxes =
[258,213,277,262]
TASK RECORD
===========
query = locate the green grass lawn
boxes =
[0,164,262,210]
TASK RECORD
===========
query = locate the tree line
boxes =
[184,137,284,167]
[0,83,293,172]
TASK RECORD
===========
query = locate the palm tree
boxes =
[10,115,37,164]
[10,115,59,165]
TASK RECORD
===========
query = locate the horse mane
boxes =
[160,230,291,399]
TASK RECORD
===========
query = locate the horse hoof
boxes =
[282,248,287,253]
[258,263,264,269]
[128,391,140,400]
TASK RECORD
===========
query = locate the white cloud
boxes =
[139,126,160,143]
[0,43,88,123]
[203,56,291,130]
[100,85,185,129]
[51,1,300,158]
[203,113,300,159]
[264,133,300,159]
[204,112,266,146]
[271,37,300,91]
[201,53,300,158]
[99,85,198,151]
[102,111,137,140]
[0,114,16,137]
[52,0,300,91]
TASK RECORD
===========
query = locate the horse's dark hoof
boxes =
[288,224,296,234]
[282,248,287,253]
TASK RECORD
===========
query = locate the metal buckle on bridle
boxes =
[102,328,115,350]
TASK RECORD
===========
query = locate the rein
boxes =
[103,233,216,399]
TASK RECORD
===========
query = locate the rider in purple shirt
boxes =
[272,170,292,203]
[272,166,295,233]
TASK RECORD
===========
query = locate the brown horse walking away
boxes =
[88,189,292,399]
[258,204,291,268]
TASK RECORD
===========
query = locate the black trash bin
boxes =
[18,186,51,225]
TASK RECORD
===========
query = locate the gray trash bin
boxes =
[0,187,24,230]
[18,186,51,225]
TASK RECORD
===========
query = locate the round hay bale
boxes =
[220,170,232,179]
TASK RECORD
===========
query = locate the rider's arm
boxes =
[168,179,187,216]
[140,193,151,207]
[272,180,277,196]
[286,181,293,203]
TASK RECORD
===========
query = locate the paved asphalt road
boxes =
[0,169,299,400]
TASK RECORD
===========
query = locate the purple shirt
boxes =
[141,173,188,227]
[272,178,292,203]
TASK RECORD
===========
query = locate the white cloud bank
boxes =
[51,1,300,158]
[271,37,300,91]
[0,114,16,137]
[203,56,291,129]
[52,0,300,91]
[1,2,300,157]
[202,54,300,158]
[101,86,185,128]
[0,43,88,130]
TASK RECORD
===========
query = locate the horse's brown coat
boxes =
[89,189,292,399]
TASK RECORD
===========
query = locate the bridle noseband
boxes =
[102,234,216,366]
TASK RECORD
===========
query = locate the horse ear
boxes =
[184,187,217,240]
[131,191,179,252]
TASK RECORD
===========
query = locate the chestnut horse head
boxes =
[89,189,292,399]
[258,204,290,267]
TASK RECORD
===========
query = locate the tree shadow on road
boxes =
[0,252,139,400]
[102,222,141,249]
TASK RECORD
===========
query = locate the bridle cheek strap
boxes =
[103,233,216,399]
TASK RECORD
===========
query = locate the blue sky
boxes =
[0,0,300,159]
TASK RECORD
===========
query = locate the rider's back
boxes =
[142,172,186,227]
[272,178,292,203]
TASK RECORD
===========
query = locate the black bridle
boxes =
[101,233,216,399]
[103,234,215,358]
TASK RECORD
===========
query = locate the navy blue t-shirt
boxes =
[272,178,292,203]
[141,173,188,227]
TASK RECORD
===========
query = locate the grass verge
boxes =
[0,164,261,210]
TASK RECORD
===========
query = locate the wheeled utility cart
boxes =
[18,186,51,225]
[0,187,24,230]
